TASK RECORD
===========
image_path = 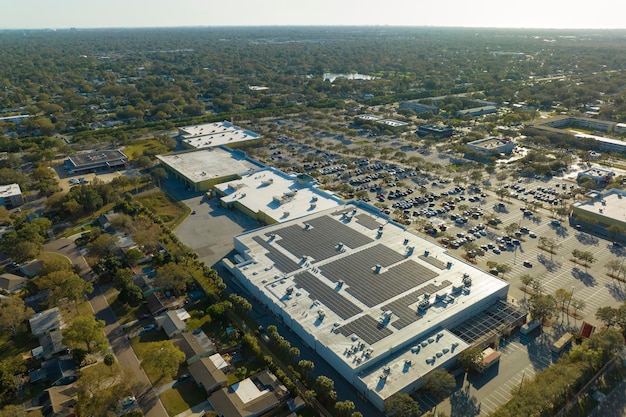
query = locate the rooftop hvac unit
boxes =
[374,264,383,274]
[317,309,325,318]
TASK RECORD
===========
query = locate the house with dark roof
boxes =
[188,357,227,395]
[38,329,67,360]
[209,370,289,417]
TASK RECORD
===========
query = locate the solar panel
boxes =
[355,213,382,230]
[293,272,362,320]
[449,300,526,343]
[336,315,393,345]
[320,245,439,307]
[383,281,452,330]
[267,216,373,262]
[252,236,300,274]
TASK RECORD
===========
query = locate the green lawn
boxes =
[135,191,188,227]
[123,139,163,161]
[159,382,207,417]
[129,330,177,385]
[108,291,150,325]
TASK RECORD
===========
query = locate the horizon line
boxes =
[2,24,626,31]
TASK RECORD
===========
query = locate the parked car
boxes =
[523,261,533,268]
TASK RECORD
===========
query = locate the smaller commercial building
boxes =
[456,106,497,117]
[378,119,409,129]
[466,137,516,155]
[65,150,128,174]
[214,168,343,224]
[0,183,23,209]
[399,101,439,114]
[417,125,454,138]
[156,148,263,192]
[355,114,382,122]
[571,188,626,240]
[178,121,262,150]
[577,168,615,185]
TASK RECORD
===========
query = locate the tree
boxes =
[554,288,573,312]
[596,306,618,328]
[495,263,512,278]
[75,359,134,417]
[606,259,623,278]
[228,293,252,313]
[504,223,519,237]
[316,375,337,403]
[0,405,44,417]
[335,400,356,417]
[62,315,108,354]
[155,262,190,293]
[38,271,93,309]
[423,369,456,399]
[0,298,34,335]
[39,256,73,277]
[458,347,484,373]
[141,340,185,380]
[87,233,119,258]
[298,360,314,380]
[384,392,421,417]
[520,274,535,294]
[528,293,557,325]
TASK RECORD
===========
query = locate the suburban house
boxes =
[36,329,67,360]
[0,272,28,293]
[209,370,289,417]
[29,308,64,338]
[173,330,215,365]
[155,309,189,338]
[45,383,77,417]
[188,356,227,395]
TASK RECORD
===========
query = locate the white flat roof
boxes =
[215,169,342,223]
[572,132,626,149]
[573,189,626,222]
[232,378,268,404]
[358,329,469,403]
[179,121,261,149]
[0,183,21,197]
[378,119,408,127]
[234,205,509,373]
[156,148,261,184]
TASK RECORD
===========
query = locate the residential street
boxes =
[45,234,168,417]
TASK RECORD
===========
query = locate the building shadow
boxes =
[449,384,481,417]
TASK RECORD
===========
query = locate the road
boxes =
[90,284,169,417]
[43,236,168,417]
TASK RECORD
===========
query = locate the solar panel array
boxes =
[320,245,439,308]
[336,315,393,345]
[252,236,301,274]
[382,281,452,330]
[293,271,362,320]
[267,216,373,262]
[449,300,526,344]
[355,213,382,230]
[418,254,447,270]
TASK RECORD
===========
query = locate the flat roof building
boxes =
[178,121,262,150]
[378,119,409,128]
[532,116,626,153]
[355,114,382,122]
[214,168,343,225]
[417,125,454,138]
[577,168,615,184]
[231,204,509,410]
[571,188,626,240]
[65,149,128,174]
[399,101,439,114]
[456,106,497,117]
[156,148,264,191]
[0,183,23,209]
[466,137,516,155]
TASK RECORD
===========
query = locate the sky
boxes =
[1,0,625,30]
